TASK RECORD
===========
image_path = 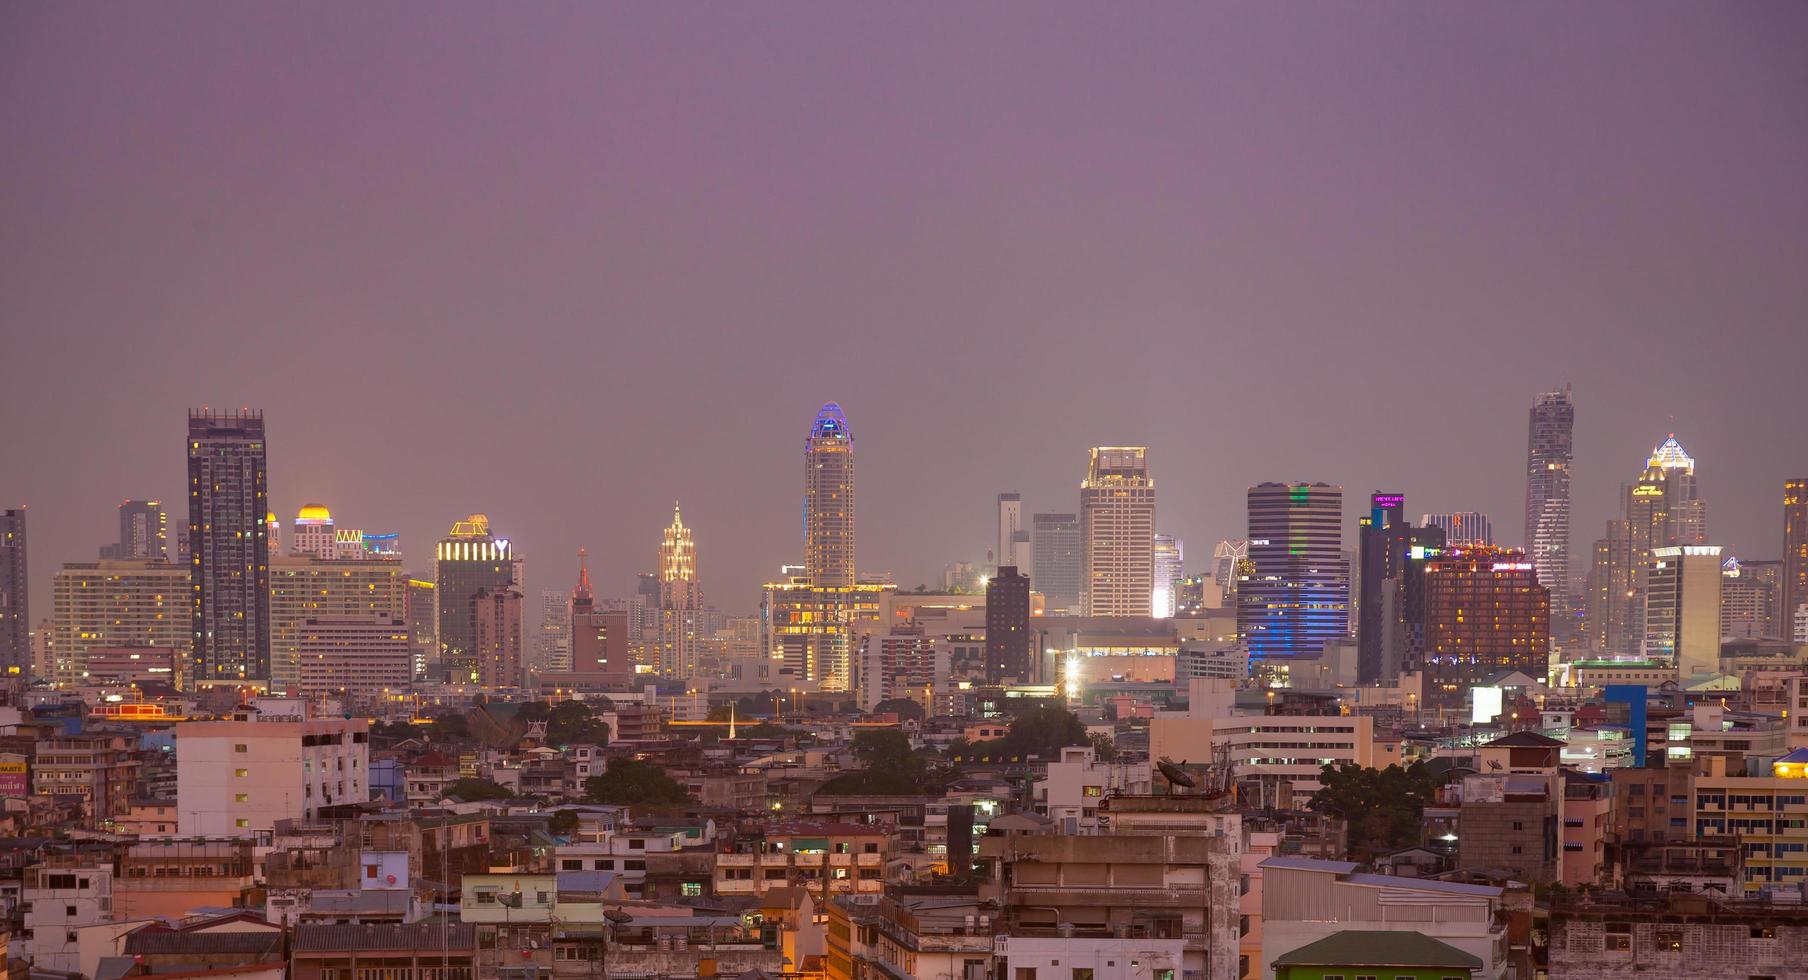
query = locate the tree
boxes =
[585,758,692,807]
[546,700,610,745]
[427,712,470,740]
[445,777,513,802]
[872,698,926,722]
[817,730,927,795]
[1089,732,1118,762]
[1307,761,1442,862]
[547,808,581,837]
[373,720,423,740]
[1001,705,1090,755]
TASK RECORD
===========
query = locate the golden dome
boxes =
[296,503,333,523]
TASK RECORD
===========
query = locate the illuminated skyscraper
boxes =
[805,402,855,587]
[1646,545,1722,677]
[1523,388,1573,629]
[1784,479,1808,639]
[404,577,436,679]
[1357,494,1445,683]
[656,503,703,677]
[187,409,270,687]
[1592,435,1709,656]
[1081,447,1155,617]
[1152,533,1184,618]
[1419,512,1492,548]
[1031,513,1083,615]
[1,507,28,677]
[289,503,337,558]
[102,500,167,560]
[1239,483,1349,663]
[433,514,521,684]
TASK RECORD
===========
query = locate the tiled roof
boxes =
[1272,929,1482,969]
[123,931,283,956]
[293,923,477,953]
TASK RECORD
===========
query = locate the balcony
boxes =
[716,879,757,894]
[758,854,790,867]
[717,854,756,867]
[856,853,883,867]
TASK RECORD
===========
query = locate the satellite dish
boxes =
[1487,759,1503,771]
[1157,758,1198,789]
[605,909,634,924]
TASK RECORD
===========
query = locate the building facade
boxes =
[1785,478,1808,643]
[176,716,370,836]
[295,615,411,705]
[1421,511,1493,548]
[1081,447,1155,617]
[187,410,272,686]
[268,554,406,695]
[101,498,167,560]
[433,514,521,683]
[1032,512,1083,615]
[1644,545,1723,677]
[1422,547,1550,710]
[52,559,191,686]
[656,503,704,677]
[985,566,1033,683]
[472,586,524,688]
[1239,483,1348,663]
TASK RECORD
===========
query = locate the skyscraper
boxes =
[1031,513,1082,615]
[985,566,1033,682]
[187,410,270,686]
[433,514,521,684]
[289,503,337,558]
[538,588,573,673]
[1785,479,1808,640]
[101,500,167,560]
[1592,435,1710,656]
[656,503,703,677]
[805,402,855,587]
[1151,533,1184,618]
[268,553,406,694]
[404,577,436,680]
[1422,546,1550,709]
[1081,447,1155,617]
[1,507,28,676]
[1419,512,1493,548]
[1356,494,1445,683]
[472,587,524,689]
[1211,539,1249,593]
[997,493,1023,568]
[1719,556,1776,641]
[53,559,192,686]
[1524,388,1574,627]
[1239,483,1349,663]
[1645,545,1722,678]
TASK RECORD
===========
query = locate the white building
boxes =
[296,615,411,706]
[1032,745,1153,834]
[1645,545,1722,677]
[289,504,338,558]
[1150,680,1374,809]
[993,935,1185,980]
[176,712,370,837]
[19,860,114,972]
[1081,448,1155,617]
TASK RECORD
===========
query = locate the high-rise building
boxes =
[1031,514,1083,615]
[1423,546,1550,709]
[1720,556,1776,641]
[656,503,704,677]
[1356,494,1446,683]
[564,550,630,677]
[1785,479,1808,641]
[472,587,524,689]
[1152,534,1184,618]
[265,512,281,560]
[187,410,270,687]
[997,493,1024,568]
[1524,388,1574,632]
[1591,435,1711,656]
[1210,539,1248,594]
[1239,483,1348,664]
[404,577,436,680]
[101,500,167,560]
[289,503,337,558]
[805,402,855,587]
[1081,447,1155,617]
[985,566,1033,683]
[1646,545,1723,678]
[1419,512,1493,548]
[52,559,192,687]
[433,514,522,684]
[268,554,406,694]
[538,588,572,674]
[763,573,894,691]
[0,507,26,677]
[296,615,411,706]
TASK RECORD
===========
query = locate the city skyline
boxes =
[4,4,1805,618]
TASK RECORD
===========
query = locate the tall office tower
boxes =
[53,559,192,687]
[1785,479,1808,640]
[1081,447,1155,617]
[1720,556,1777,641]
[1595,435,1712,656]
[1239,483,1349,664]
[472,587,524,688]
[102,500,168,560]
[404,577,436,680]
[288,504,336,557]
[267,554,407,694]
[1356,494,1446,683]
[187,410,270,686]
[1524,388,1574,629]
[1645,545,1723,678]
[1647,435,1709,544]
[1151,534,1184,618]
[1422,547,1549,709]
[0,508,25,677]
[433,514,522,684]
[1031,513,1082,615]
[997,493,1024,568]
[1419,512,1493,549]
[985,566,1033,682]
[656,503,703,677]
[804,402,856,587]
[538,589,573,673]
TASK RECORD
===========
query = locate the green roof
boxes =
[1273,930,1481,970]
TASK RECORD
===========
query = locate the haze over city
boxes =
[5,3,1806,615]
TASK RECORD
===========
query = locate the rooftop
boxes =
[1273,930,1482,970]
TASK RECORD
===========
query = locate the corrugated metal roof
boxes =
[293,923,476,953]
[123,931,282,956]
[1257,856,1359,873]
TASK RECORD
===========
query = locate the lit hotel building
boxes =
[268,554,406,694]
[52,559,192,687]
[1422,546,1550,710]
[433,514,521,684]
[296,614,411,706]
[1081,447,1155,617]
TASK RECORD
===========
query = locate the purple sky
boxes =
[4,3,1806,618]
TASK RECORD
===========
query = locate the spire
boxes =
[727,701,736,740]
[573,547,593,602]
[671,500,684,529]
[1647,434,1695,472]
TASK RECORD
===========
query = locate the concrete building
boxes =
[1081,447,1156,617]
[289,503,338,558]
[1524,388,1574,640]
[1720,555,1777,641]
[295,615,411,706]
[1422,547,1549,710]
[805,402,856,587]
[1644,545,1723,677]
[1150,700,1375,810]
[1032,745,1152,834]
[1549,892,1808,980]
[175,714,370,836]
[537,587,571,674]
[52,559,191,686]
[268,554,406,695]
[101,498,168,560]
[187,409,272,687]
[985,565,1033,683]
[998,492,1024,568]
[1152,532,1184,618]
[655,502,704,677]
[472,586,524,688]
[80,645,179,685]
[1260,857,1509,980]
[1691,752,1808,895]
[1423,511,1494,548]
[1785,478,1808,643]
[32,733,140,829]
[1032,512,1084,615]
[18,858,114,972]
[404,576,436,679]
[764,575,894,692]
